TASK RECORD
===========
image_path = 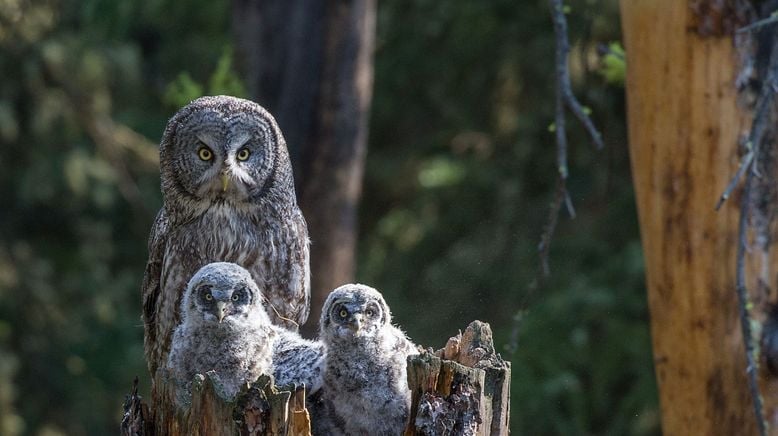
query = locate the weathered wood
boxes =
[405,321,510,436]
[120,374,312,436]
[123,321,509,434]
[620,0,778,434]
[286,387,311,436]
[121,377,153,436]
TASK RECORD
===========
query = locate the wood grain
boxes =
[619,0,778,433]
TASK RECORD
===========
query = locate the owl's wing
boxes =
[141,207,170,373]
[287,208,311,326]
[393,327,420,357]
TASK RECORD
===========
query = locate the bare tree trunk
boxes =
[231,0,376,336]
[620,1,778,434]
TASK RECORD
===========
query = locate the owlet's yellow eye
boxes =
[236,148,250,161]
[198,146,213,161]
[204,293,213,301]
[339,309,348,318]
[365,309,374,317]
[232,294,240,302]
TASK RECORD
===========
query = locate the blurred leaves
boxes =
[599,41,626,85]
[164,47,247,108]
[0,0,234,434]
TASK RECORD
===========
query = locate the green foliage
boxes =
[164,72,204,109]
[0,0,657,434]
[164,47,247,108]
[599,41,626,85]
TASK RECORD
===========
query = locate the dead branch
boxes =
[539,0,605,277]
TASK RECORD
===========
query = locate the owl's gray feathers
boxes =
[167,262,275,405]
[158,95,297,215]
[271,327,325,395]
[314,283,418,435]
[167,262,324,410]
[142,95,310,379]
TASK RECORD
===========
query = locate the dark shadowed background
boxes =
[0,0,658,434]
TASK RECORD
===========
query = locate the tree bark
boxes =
[231,0,376,337]
[404,321,511,436]
[123,322,509,435]
[121,374,312,436]
[620,1,778,434]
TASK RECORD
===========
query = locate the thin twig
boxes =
[539,0,604,276]
[549,0,605,152]
[538,180,570,277]
[736,169,767,436]
[716,88,773,210]
[737,12,778,34]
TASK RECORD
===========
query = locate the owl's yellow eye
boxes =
[339,309,348,319]
[232,294,240,302]
[236,148,250,161]
[204,293,213,301]
[365,309,375,317]
[198,146,213,161]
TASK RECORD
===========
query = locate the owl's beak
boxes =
[216,301,227,322]
[348,315,363,335]
[220,173,230,192]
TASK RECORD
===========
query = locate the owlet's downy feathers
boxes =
[142,96,310,381]
[313,284,419,435]
[167,262,324,406]
[167,262,274,404]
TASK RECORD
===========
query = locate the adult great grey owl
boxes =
[313,284,419,435]
[142,95,310,380]
[167,262,324,406]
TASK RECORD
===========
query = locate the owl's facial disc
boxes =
[195,283,252,324]
[331,301,380,339]
[196,134,257,203]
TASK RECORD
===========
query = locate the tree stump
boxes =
[122,320,509,434]
[404,321,511,436]
[120,374,311,436]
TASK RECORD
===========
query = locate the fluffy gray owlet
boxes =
[167,262,324,407]
[167,262,274,405]
[142,95,310,379]
[314,284,419,435]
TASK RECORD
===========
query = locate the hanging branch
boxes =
[736,169,768,436]
[539,0,605,276]
[716,27,778,436]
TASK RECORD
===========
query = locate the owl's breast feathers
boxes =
[142,203,310,376]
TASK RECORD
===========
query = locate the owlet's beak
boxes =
[220,173,230,192]
[348,315,363,335]
[216,301,227,323]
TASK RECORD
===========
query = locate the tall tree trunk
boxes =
[231,0,376,337]
[621,1,778,434]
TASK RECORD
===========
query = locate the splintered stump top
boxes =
[122,373,310,436]
[405,321,511,436]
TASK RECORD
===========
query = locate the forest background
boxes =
[0,0,658,434]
